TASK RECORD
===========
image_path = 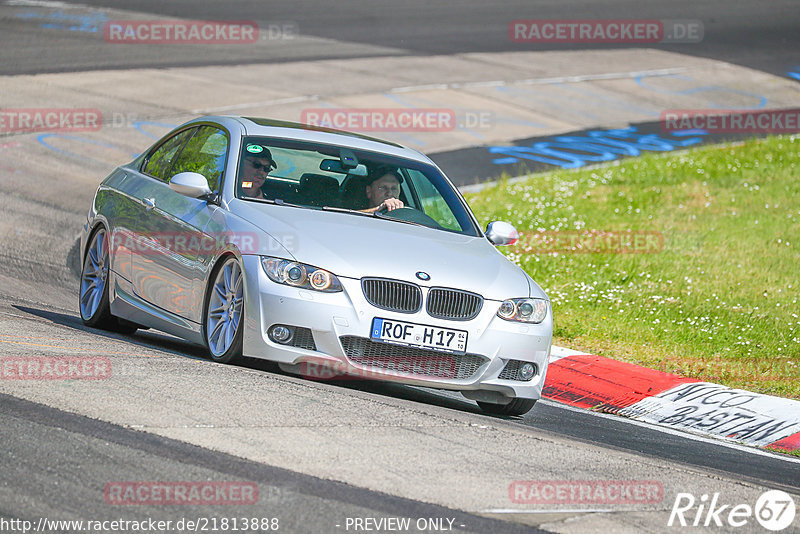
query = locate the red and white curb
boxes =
[544,347,800,452]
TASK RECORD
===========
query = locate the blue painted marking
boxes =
[16,10,107,33]
[37,133,123,165]
[671,129,708,136]
[489,126,708,168]
[490,145,587,168]
[788,72,800,81]
[36,122,175,163]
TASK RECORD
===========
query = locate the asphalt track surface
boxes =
[1,0,798,77]
[9,301,800,495]
[0,393,537,534]
[2,1,800,532]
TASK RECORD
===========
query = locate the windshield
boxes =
[235,137,480,236]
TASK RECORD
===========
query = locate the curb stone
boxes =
[545,346,800,452]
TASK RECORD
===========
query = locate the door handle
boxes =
[143,198,156,210]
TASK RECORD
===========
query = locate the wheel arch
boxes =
[81,217,111,267]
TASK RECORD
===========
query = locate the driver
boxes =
[361,168,404,213]
[240,145,277,199]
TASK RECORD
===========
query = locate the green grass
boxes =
[465,135,800,399]
[766,446,800,458]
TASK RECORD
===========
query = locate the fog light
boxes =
[519,362,536,381]
[269,325,293,344]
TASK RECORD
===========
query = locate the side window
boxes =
[169,126,228,192]
[142,128,196,182]
[405,169,462,232]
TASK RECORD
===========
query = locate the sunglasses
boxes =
[246,159,274,172]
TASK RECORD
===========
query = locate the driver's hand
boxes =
[380,198,404,211]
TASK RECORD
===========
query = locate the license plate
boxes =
[370,318,468,354]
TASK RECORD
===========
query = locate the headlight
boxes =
[497,298,548,323]
[261,257,342,292]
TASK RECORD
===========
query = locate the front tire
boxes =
[204,256,244,364]
[477,398,536,417]
[79,227,137,335]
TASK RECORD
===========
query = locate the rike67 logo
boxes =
[668,490,796,531]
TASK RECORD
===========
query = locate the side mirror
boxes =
[169,172,213,199]
[485,221,519,246]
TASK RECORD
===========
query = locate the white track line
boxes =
[392,67,688,93]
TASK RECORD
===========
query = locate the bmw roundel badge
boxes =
[415,271,430,281]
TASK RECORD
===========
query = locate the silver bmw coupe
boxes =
[79,116,552,416]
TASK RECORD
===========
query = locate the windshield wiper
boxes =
[373,211,428,229]
[244,197,305,208]
[320,206,376,217]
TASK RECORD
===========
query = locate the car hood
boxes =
[231,201,541,301]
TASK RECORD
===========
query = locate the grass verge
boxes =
[766,446,800,459]
[465,135,799,399]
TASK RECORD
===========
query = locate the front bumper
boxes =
[240,256,552,401]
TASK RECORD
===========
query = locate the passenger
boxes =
[361,168,404,213]
[239,146,277,199]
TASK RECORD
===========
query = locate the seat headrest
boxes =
[299,173,340,206]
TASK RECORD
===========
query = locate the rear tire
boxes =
[79,227,137,335]
[477,398,536,417]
